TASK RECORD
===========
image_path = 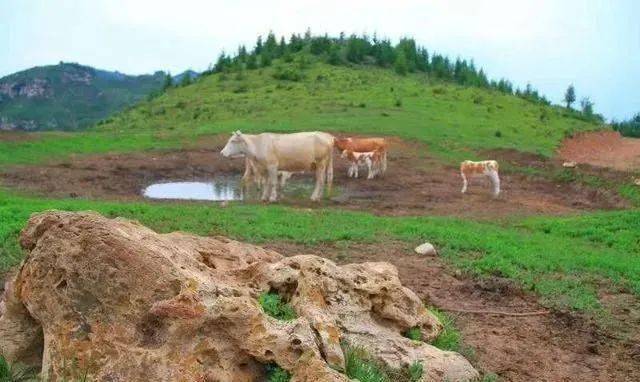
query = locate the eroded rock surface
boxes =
[0,211,478,381]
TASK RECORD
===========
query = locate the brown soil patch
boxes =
[264,241,640,382]
[559,131,640,171]
[0,135,629,218]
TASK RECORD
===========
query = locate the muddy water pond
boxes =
[142,175,323,202]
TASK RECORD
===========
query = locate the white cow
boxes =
[221,131,334,202]
[242,157,296,189]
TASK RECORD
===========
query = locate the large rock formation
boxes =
[0,211,478,381]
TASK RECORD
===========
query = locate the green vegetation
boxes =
[258,291,297,321]
[0,355,36,382]
[2,190,638,314]
[403,326,422,342]
[430,309,462,352]
[0,63,167,131]
[0,59,602,167]
[265,364,291,382]
[407,362,423,382]
[343,346,423,382]
[612,112,640,138]
[344,347,388,382]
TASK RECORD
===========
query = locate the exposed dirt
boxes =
[559,131,640,171]
[264,241,640,382]
[0,135,630,218]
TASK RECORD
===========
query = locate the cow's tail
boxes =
[326,148,334,196]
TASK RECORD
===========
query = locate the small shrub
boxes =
[265,363,291,382]
[403,326,422,342]
[233,84,248,93]
[358,102,366,108]
[381,112,390,117]
[430,308,462,352]
[395,98,403,107]
[473,95,484,104]
[432,87,446,95]
[482,372,500,382]
[408,361,423,382]
[494,130,502,138]
[0,355,37,382]
[272,66,304,82]
[174,101,187,109]
[259,291,297,321]
[344,347,388,382]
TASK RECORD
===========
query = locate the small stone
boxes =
[562,161,577,168]
[415,242,437,256]
[219,201,229,208]
[633,178,640,186]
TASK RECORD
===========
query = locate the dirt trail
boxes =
[0,136,629,218]
[559,131,640,171]
[265,242,640,382]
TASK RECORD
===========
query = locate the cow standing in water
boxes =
[460,160,500,197]
[335,137,388,175]
[221,131,334,202]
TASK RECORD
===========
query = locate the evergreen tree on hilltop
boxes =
[580,97,594,116]
[162,72,173,90]
[394,50,409,76]
[564,84,576,109]
[180,71,192,86]
[246,53,258,70]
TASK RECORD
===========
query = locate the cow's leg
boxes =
[311,163,326,201]
[488,171,500,197]
[267,166,279,202]
[326,151,333,195]
[366,157,374,179]
[354,162,359,178]
[242,159,253,191]
[381,150,388,175]
[461,172,468,193]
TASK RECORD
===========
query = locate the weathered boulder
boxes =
[0,211,478,381]
[415,242,438,256]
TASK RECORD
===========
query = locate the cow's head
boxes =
[221,131,247,158]
[334,138,352,151]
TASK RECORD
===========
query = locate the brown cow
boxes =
[335,137,388,174]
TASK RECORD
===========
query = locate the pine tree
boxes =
[564,85,576,109]
[580,97,594,116]
[180,72,192,87]
[246,54,258,70]
[162,72,173,90]
[394,50,408,76]
[260,52,272,67]
[327,44,342,65]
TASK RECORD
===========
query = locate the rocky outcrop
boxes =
[0,211,478,381]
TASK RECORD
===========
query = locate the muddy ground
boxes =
[265,241,640,382]
[559,131,640,172]
[0,136,631,218]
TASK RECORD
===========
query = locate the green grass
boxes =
[403,326,422,342]
[344,347,389,382]
[1,190,639,313]
[265,364,291,382]
[430,309,462,352]
[0,59,600,166]
[0,356,36,382]
[258,292,297,321]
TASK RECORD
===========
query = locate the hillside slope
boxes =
[98,60,600,158]
[0,63,166,131]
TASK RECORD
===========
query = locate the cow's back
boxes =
[268,132,334,171]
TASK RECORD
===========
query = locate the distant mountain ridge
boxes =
[0,63,193,131]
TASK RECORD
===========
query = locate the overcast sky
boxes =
[1,0,638,120]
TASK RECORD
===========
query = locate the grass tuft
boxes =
[258,291,297,321]
[403,326,422,342]
[429,308,462,352]
[0,355,37,382]
[265,363,291,382]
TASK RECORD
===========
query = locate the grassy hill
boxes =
[0,62,167,131]
[0,59,600,165]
